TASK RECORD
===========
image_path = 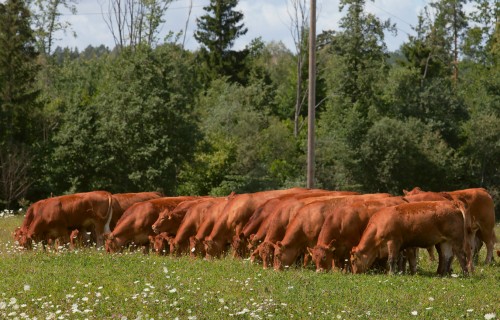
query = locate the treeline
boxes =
[0,0,498,218]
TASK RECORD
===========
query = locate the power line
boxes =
[365,1,414,37]
[58,4,206,16]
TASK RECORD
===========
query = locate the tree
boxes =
[287,0,309,136]
[0,0,40,145]
[29,0,77,56]
[50,44,200,194]
[316,0,395,190]
[194,0,248,82]
[0,0,40,207]
[102,0,174,49]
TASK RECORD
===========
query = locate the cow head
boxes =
[350,246,368,274]
[204,239,224,259]
[250,247,262,264]
[402,187,423,196]
[231,233,249,258]
[152,211,171,234]
[189,236,205,258]
[273,241,296,271]
[104,233,122,253]
[259,241,276,269]
[247,234,260,252]
[149,233,170,255]
[309,241,336,272]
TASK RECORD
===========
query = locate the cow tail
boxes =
[104,193,113,234]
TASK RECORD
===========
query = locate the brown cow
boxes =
[189,198,232,258]
[232,190,359,259]
[14,199,47,248]
[148,232,173,255]
[404,187,496,264]
[170,198,225,256]
[203,188,308,259]
[110,192,162,230]
[250,194,358,268]
[104,196,194,253]
[273,194,392,270]
[309,196,407,272]
[21,191,113,249]
[152,198,210,235]
[350,200,472,276]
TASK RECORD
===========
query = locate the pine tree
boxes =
[194,0,248,82]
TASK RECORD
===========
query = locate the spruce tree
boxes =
[194,0,248,82]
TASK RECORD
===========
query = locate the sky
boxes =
[51,0,429,52]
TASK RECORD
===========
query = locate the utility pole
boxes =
[307,0,316,188]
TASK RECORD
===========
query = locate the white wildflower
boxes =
[484,313,496,320]
[467,309,474,312]
[236,308,249,315]
[163,267,169,274]
[24,284,30,291]
[0,301,6,309]
[428,297,434,301]
[451,274,459,278]
[411,311,418,316]
[219,298,225,304]
[169,288,177,293]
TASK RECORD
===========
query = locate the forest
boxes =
[0,0,498,218]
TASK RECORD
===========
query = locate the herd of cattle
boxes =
[12,187,498,275]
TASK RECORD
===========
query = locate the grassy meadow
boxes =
[0,214,499,320]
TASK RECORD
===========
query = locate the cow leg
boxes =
[406,248,418,275]
[426,246,436,262]
[452,244,469,275]
[438,242,455,276]
[142,243,150,255]
[386,241,399,274]
[483,230,496,264]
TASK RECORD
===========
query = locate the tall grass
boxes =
[1,215,499,319]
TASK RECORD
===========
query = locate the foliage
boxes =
[194,0,248,83]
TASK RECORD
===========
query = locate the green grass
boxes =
[1,215,499,319]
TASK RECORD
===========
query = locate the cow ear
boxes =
[402,189,409,195]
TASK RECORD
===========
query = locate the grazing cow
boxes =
[309,196,407,272]
[148,232,173,255]
[104,196,194,253]
[189,198,233,258]
[111,192,162,230]
[204,188,308,259]
[350,201,472,276]
[20,191,113,249]
[14,199,47,248]
[152,198,210,235]
[404,187,496,264]
[250,194,359,268]
[273,193,392,270]
[232,190,359,259]
[170,198,224,256]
